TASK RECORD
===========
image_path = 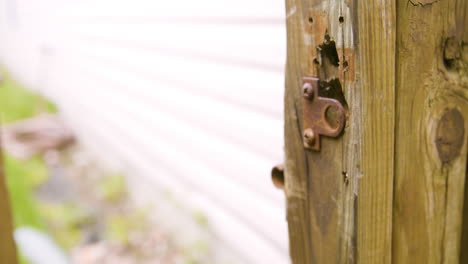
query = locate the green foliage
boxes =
[0,70,57,264]
[4,155,48,230]
[191,210,208,229]
[0,69,56,230]
[39,202,92,249]
[0,71,56,123]
[182,240,209,264]
[105,209,148,245]
[97,173,127,202]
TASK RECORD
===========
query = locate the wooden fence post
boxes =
[0,129,18,263]
[283,0,467,263]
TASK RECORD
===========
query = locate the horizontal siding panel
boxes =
[60,109,287,264]
[190,193,289,264]
[51,62,283,202]
[55,0,285,21]
[0,0,289,262]
[51,81,288,252]
[0,34,43,89]
[59,108,193,198]
[52,51,284,161]
[53,40,284,117]
[55,23,285,71]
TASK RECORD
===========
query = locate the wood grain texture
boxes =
[393,0,468,263]
[284,0,468,263]
[284,0,359,263]
[355,1,396,264]
[0,133,18,264]
[461,166,468,263]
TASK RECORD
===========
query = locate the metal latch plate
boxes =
[302,77,346,151]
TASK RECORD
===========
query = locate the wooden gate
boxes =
[283,0,468,263]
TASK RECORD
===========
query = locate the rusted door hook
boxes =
[302,77,346,151]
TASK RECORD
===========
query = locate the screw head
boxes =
[303,128,315,147]
[302,83,314,99]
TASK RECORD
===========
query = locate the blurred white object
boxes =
[15,227,70,264]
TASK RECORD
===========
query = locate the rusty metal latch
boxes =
[302,77,346,151]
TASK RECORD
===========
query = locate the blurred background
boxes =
[0,0,287,263]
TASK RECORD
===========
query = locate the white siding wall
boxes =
[0,0,288,262]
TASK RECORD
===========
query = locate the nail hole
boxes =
[313,58,320,65]
[342,171,349,185]
[339,16,344,23]
[308,17,313,23]
[343,61,349,68]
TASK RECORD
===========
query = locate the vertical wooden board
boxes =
[355,1,396,264]
[461,166,468,263]
[393,0,468,263]
[0,135,18,263]
[284,0,359,263]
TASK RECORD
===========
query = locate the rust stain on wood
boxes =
[306,9,355,83]
[338,48,355,82]
[305,9,328,41]
[306,9,329,77]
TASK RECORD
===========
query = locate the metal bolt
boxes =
[302,83,314,99]
[303,128,315,147]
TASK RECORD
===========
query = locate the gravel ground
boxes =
[36,146,188,264]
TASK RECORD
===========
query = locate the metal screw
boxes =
[302,83,314,99]
[303,128,315,147]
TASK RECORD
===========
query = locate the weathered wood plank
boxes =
[284,0,359,263]
[461,169,468,263]
[355,1,396,264]
[284,0,468,263]
[0,132,18,263]
[393,0,468,263]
